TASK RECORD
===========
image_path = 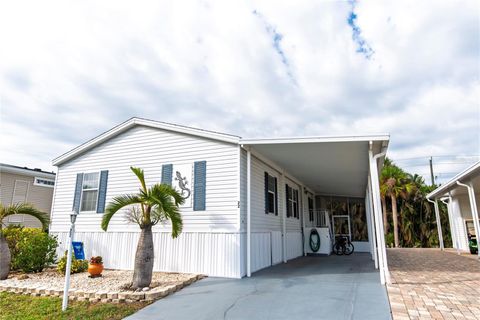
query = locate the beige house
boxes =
[0,163,56,228]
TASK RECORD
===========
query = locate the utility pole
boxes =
[429,156,435,186]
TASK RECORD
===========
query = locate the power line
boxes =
[393,155,480,162]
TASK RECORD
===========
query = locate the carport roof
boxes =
[241,135,389,198]
[427,161,480,199]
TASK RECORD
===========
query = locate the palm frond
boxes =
[102,194,143,231]
[0,203,49,230]
[148,184,184,237]
[130,167,147,193]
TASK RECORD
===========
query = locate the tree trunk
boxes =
[132,225,154,289]
[381,197,389,234]
[0,232,11,280]
[391,194,400,248]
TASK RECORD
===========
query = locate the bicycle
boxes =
[332,235,354,255]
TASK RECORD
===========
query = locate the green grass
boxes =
[0,292,150,320]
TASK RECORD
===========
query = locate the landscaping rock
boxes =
[0,270,204,303]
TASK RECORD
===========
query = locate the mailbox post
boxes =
[62,210,78,311]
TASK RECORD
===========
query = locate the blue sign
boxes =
[72,241,85,260]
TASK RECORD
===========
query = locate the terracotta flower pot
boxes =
[88,263,104,277]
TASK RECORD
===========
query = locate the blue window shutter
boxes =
[193,161,206,211]
[96,170,109,213]
[264,172,269,214]
[72,173,84,212]
[161,164,173,186]
[274,177,278,216]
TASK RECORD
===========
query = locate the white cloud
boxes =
[0,0,478,184]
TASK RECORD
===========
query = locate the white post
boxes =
[302,187,307,256]
[369,146,389,284]
[448,194,461,255]
[246,149,252,277]
[366,182,377,267]
[282,171,287,263]
[456,181,480,258]
[62,211,77,311]
[427,198,444,250]
[441,197,459,254]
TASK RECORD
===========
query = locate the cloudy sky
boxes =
[1,0,479,183]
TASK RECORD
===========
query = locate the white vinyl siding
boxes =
[50,125,240,234]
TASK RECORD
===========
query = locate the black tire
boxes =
[344,242,354,255]
[333,242,344,255]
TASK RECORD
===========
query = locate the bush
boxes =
[385,232,395,248]
[2,226,58,272]
[57,251,88,275]
[2,225,24,270]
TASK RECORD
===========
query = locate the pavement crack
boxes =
[223,280,258,320]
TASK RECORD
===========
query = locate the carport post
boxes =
[448,193,461,255]
[368,145,389,284]
[302,187,307,256]
[440,197,459,254]
[427,198,444,250]
[247,148,252,277]
[366,180,378,269]
[282,170,287,263]
[456,181,480,258]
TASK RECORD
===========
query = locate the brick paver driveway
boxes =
[387,248,480,320]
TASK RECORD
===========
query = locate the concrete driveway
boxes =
[126,253,391,320]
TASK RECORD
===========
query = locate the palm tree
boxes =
[381,164,413,247]
[101,167,184,289]
[379,158,394,235]
[0,203,50,279]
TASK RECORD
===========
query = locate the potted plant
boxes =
[88,256,103,277]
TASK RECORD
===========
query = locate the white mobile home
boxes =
[50,118,390,282]
[427,161,480,256]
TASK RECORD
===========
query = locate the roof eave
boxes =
[427,161,480,199]
[240,134,390,145]
[52,117,240,167]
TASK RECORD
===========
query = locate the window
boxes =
[265,172,277,215]
[286,184,299,218]
[80,172,99,212]
[34,177,55,187]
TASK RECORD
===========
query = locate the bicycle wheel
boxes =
[333,242,344,255]
[344,242,354,255]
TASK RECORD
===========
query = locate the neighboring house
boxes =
[0,163,56,228]
[427,161,480,256]
[50,117,390,282]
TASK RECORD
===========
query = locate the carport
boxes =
[427,161,480,256]
[127,254,392,320]
[241,135,391,284]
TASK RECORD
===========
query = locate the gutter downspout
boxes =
[246,148,252,277]
[456,181,480,259]
[368,142,389,284]
[440,197,460,255]
[427,198,444,250]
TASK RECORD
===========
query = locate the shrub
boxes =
[2,225,24,270]
[57,251,88,275]
[2,226,57,272]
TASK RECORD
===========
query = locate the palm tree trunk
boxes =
[0,232,11,280]
[391,194,400,247]
[132,224,154,289]
[381,197,389,234]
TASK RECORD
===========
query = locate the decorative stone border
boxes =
[0,274,205,303]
